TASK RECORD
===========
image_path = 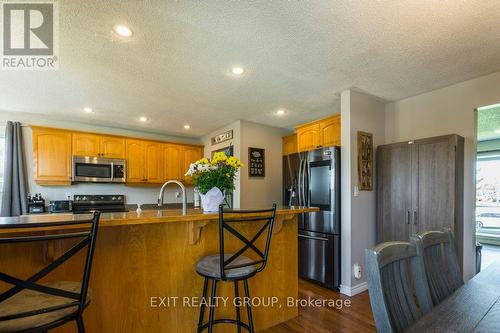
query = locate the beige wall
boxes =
[202,120,242,208]
[385,70,500,280]
[340,90,386,295]
[202,120,286,209]
[239,120,287,209]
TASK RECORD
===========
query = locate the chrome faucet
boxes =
[158,180,187,216]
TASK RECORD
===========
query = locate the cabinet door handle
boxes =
[413,211,418,225]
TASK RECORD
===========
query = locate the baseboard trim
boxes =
[339,281,368,296]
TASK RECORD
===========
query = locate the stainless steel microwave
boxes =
[72,156,126,183]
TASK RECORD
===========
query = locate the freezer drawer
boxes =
[298,230,340,289]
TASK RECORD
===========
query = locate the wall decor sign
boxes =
[248,147,265,177]
[357,131,373,191]
[211,130,233,145]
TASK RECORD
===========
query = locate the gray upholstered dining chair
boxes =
[365,241,433,333]
[410,229,463,306]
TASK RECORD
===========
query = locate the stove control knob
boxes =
[117,196,122,201]
[82,196,87,201]
[112,196,116,201]
[75,196,80,201]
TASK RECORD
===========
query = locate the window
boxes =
[476,154,500,232]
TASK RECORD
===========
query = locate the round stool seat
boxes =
[196,254,256,280]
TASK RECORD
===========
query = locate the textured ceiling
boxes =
[478,105,500,141]
[2,0,500,137]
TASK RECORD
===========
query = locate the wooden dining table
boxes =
[407,260,500,332]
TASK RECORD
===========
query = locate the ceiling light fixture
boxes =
[139,116,148,122]
[231,67,244,75]
[83,107,93,113]
[184,124,191,130]
[113,24,133,37]
[276,109,286,116]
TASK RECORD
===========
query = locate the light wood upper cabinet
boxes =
[282,134,297,155]
[296,123,321,152]
[73,133,125,158]
[100,136,125,158]
[163,144,182,181]
[125,139,145,183]
[144,141,163,183]
[294,115,341,153]
[72,133,100,157]
[181,146,203,184]
[320,115,341,147]
[32,126,203,186]
[32,127,72,185]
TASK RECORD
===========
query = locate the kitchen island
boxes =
[0,206,317,333]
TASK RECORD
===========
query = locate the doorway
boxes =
[476,103,500,270]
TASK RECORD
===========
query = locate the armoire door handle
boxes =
[413,211,418,225]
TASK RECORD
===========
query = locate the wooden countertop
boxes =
[0,206,318,233]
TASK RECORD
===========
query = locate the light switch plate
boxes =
[353,185,359,197]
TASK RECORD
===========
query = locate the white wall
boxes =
[0,111,202,206]
[385,70,500,281]
[340,89,386,295]
[239,120,287,208]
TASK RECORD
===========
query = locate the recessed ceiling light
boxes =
[495,129,500,134]
[139,116,148,122]
[113,24,133,37]
[184,124,191,130]
[231,67,244,75]
[83,107,93,113]
[276,109,286,116]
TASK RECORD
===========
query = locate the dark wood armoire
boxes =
[376,134,464,267]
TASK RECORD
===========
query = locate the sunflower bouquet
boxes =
[185,152,243,195]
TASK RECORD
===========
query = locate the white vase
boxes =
[199,187,225,213]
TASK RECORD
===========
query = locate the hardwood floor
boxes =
[263,279,376,333]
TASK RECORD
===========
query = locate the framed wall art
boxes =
[357,131,373,191]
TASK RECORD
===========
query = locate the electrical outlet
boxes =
[353,186,360,197]
[353,263,362,279]
[65,192,73,200]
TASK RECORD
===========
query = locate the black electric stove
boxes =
[72,195,128,214]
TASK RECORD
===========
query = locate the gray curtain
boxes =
[1,121,28,216]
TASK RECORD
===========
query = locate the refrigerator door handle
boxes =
[306,160,311,207]
[298,157,303,206]
[298,233,329,241]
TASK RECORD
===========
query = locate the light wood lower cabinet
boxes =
[32,127,72,185]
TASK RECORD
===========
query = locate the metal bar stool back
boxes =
[196,204,277,333]
[0,211,100,333]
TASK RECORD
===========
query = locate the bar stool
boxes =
[0,211,100,333]
[196,204,277,333]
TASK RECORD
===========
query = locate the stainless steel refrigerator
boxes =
[283,147,341,290]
